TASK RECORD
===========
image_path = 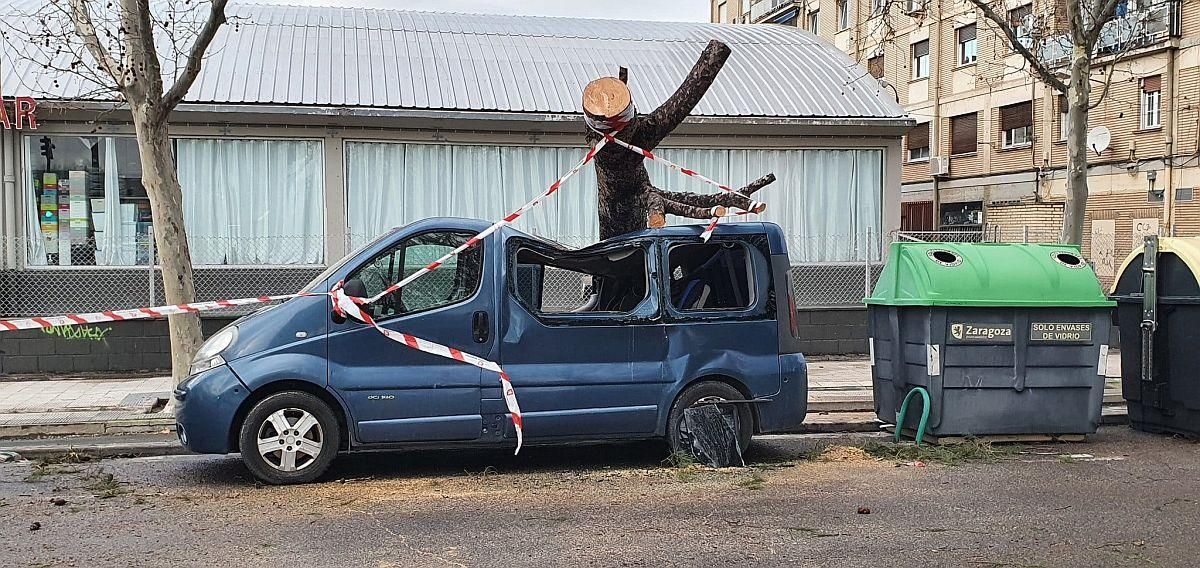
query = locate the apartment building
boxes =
[716,0,1200,281]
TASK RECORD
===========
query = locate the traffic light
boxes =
[39,136,54,160]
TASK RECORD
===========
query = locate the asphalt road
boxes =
[1,428,1198,568]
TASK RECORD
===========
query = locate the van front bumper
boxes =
[174,365,250,454]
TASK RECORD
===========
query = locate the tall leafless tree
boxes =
[966,0,1129,244]
[3,0,230,381]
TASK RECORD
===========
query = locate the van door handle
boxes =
[472,311,489,343]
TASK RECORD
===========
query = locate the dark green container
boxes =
[866,243,1115,438]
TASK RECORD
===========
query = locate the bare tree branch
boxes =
[968,0,1068,93]
[1086,0,1123,48]
[66,0,128,89]
[160,0,228,114]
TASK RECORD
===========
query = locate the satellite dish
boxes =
[1087,126,1111,156]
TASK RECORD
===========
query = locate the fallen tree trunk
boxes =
[583,40,774,240]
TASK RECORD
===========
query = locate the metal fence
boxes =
[2,228,1110,317]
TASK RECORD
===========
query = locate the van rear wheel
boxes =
[667,381,754,460]
[238,391,339,485]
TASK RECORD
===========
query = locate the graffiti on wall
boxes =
[41,325,112,341]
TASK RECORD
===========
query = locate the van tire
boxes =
[238,391,339,485]
[667,381,754,459]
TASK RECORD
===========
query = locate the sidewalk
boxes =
[0,353,1128,444]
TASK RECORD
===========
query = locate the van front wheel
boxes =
[667,381,754,460]
[238,391,339,485]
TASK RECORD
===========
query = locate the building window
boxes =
[911,40,929,79]
[907,124,931,162]
[872,0,886,14]
[906,0,925,12]
[1141,75,1162,129]
[1058,95,1071,141]
[837,0,850,29]
[957,24,977,65]
[1177,187,1194,202]
[718,1,728,23]
[808,10,820,33]
[1008,5,1033,48]
[950,112,979,156]
[867,55,884,79]
[1000,101,1034,148]
[24,136,325,267]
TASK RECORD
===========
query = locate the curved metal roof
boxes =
[2,3,906,120]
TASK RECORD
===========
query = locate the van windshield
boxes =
[300,228,401,293]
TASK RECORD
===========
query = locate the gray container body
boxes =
[869,306,1111,437]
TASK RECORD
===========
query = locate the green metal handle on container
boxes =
[894,386,930,446]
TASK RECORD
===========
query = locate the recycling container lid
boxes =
[1111,237,1200,299]
[865,242,1114,307]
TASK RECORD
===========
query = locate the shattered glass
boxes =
[682,404,745,468]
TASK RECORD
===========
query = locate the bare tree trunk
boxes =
[131,106,203,382]
[1062,49,1091,245]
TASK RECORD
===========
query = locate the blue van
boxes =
[174,218,808,484]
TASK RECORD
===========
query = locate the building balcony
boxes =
[1040,0,1181,65]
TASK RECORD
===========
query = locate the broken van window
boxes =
[669,242,753,311]
[513,244,648,315]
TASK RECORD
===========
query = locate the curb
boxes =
[0,417,174,440]
[0,434,185,460]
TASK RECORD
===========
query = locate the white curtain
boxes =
[345,142,882,261]
[95,137,134,266]
[23,153,46,265]
[176,139,324,265]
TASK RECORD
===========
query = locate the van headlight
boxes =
[189,326,238,376]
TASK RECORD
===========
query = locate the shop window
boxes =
[1141,75,1161,130]
[24,136,149,266]
[950,112,979,155]
[668,243,753,311]
[911,40,929,80]
[345,231,482,320]
[25,135,324,267]
[957,24,977,65]
[1000,101,1034,148]
[513,243,648,315]
[907,123,931,162]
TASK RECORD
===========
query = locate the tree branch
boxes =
[160,0,228,115]
[66,0,127,89]
[649,173,775,214]
[1086,63,1117,111]
[968,0,1068,93]
[633,39,731,149]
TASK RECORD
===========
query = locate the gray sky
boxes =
[242,0,711,22]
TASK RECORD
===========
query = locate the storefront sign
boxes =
[1030,322,1093,342]
[949,323,1013,342]
[0,84,38,129]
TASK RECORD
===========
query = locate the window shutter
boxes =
[951,113,978,155]
[868,55,884,79]
[958,24,976,43]
[1058,95,1069,112]
[908,123,930,150]
[999,102,1033,131]
[912,40,929,58]
[1142,75,1161,93]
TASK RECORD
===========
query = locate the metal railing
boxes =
[1040,0,1181,64]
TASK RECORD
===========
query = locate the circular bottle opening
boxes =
[927,249,961,267]
[1052,251,1084,268]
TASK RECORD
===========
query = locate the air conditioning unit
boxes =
[930,156,949,177]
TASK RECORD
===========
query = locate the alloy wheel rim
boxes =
[257,408,323,472]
